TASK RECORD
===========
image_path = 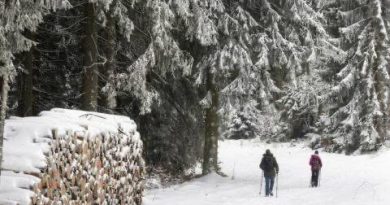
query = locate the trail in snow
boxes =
[144,140,390,205]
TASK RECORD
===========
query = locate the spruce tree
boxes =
[320,0,390,153]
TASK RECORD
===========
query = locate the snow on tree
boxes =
[96,0,137,111]
[0,0,71,80]
[116,0,196,114]
[210,5,278,140]
[115,0,224,174]
[275,78,329,140]
[80,0,136,111]
[250,0,345,140]
[318,0,390,153]
[223,101,261,139]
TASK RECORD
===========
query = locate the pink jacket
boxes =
[309,154,322,171]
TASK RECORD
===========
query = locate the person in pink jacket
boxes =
[309,150,322,187]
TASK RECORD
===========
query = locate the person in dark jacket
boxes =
[309,150,322,187]
[259,149,279,196]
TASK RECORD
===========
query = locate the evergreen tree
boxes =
[115,0,218,174]
[223,104,260,139]
[319,0,390,153]
[253,0,344,140]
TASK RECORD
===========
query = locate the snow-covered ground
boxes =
[144,140,390,205]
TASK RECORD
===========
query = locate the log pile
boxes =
[31,128,145,205]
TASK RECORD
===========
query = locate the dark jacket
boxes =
[259,153,279,177]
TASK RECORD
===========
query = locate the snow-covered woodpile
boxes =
[32,128,145,205]
[0,109,145,205]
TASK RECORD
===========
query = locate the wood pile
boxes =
[31,128,145,205]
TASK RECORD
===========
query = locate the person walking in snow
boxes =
[309,150,322,187]
[259,149,279,196]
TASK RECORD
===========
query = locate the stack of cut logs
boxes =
[32,128,145,205]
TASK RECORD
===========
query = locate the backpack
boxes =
[311,156,321,170]
[262,156,274,171]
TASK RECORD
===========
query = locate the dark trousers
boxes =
[264,176,275,196]
[311,170,320,187]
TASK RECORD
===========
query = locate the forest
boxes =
[1,0,390,181]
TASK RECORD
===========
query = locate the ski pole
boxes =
[259,170,263,195]
[318,169,321,187]
[276,173,278,198]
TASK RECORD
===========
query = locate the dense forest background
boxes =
[2,0,390,178]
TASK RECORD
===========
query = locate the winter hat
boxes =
[314,150,319,154]
[265,149,271,154]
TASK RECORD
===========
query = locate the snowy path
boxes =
[144,140,390,205]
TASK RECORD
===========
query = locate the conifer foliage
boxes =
[3,0,390,185]
[319,0,390,153]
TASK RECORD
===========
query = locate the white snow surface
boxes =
[0,108,138,205]
[145,140,390,205]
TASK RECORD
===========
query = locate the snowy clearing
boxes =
[144,140,390,205]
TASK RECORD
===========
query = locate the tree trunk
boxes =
[202,69,219,175]
[99,10,117,112]
[1,0,12,173]
[18,45,35,116]
[82,2,98,111]
[0,75,9,173]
